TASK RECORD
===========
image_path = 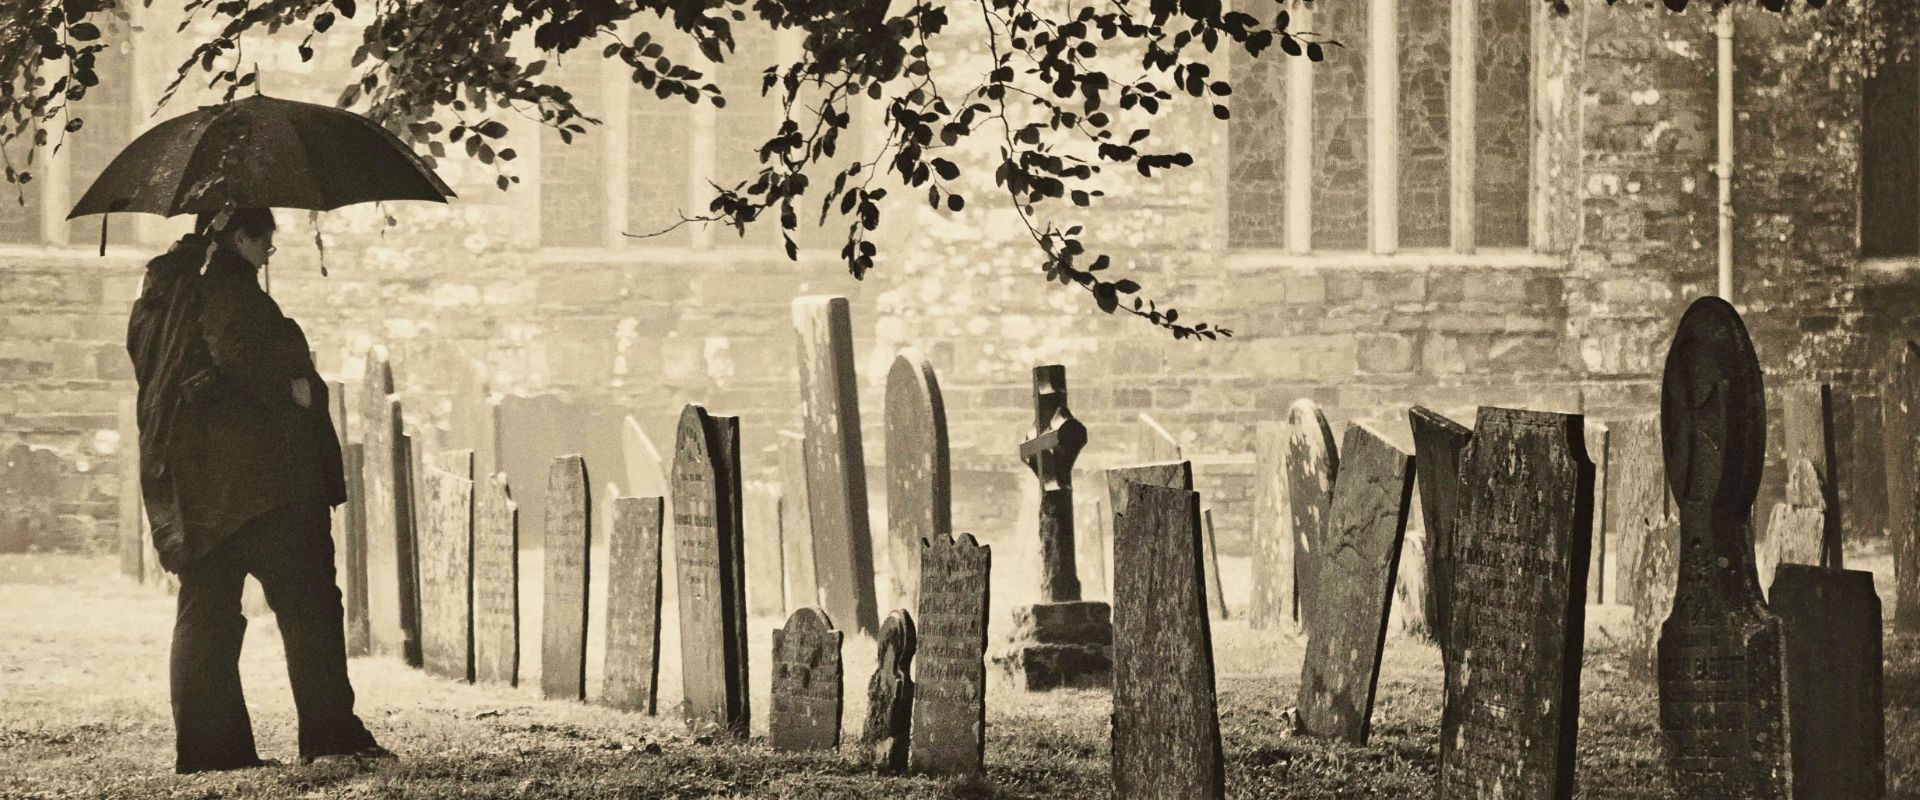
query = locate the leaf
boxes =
[69,23,100,41]
[947,194,964,212]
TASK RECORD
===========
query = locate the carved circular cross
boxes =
[1659,296,1766,515]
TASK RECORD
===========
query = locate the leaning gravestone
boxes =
[910,532,991,776]
[1437,408,1594,800]
[793,295,881,637]
[541,455,591,701]
[744,482,786,618]
[473,473,519,686]
[1410,406,1471,653]
[1893,339,1920,633]
[1249,421,1295,630]
[1108,465,1224,800]
[770,607,845,751]
[1759,459,1825,600]
[672,404,750,738]
[885,349,951,616]
[777,430,820,612]
[1287,399,1340,639]
[361,351,421,666]
[1771,564,1885,800]
[604,496,664,713]
[1607,413,1667,609]
[1780,383,1842,566]
[859,609,916,772]
[1656,296,1789,798]
[420,450,476,682]
[1297,424,1414,746]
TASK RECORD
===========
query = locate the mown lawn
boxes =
[2,553,1914,799]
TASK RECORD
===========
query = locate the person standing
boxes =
[127,207,390,773]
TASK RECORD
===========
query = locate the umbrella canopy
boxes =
[68,94,454,219]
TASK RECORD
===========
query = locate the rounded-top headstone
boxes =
[1661,296,1766,516]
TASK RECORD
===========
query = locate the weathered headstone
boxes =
[1409,406,1471,652]
[744,482,785,618]
[1296,423,1414,745]
[1892,339,1920,633]
[910,532,991,777]
[1201,508,1229,621]
[1839,389,1886,546]
[1771,564,1886,800]
[770,607,845,751]
[793,295,880,637]
[116,396,142,579]
[541,455,591,701]
[1437,408,1594,800]
[859,609,916,771]
[1249,421,1294,630]
[777,430,819,612]
[1759,458,1825,600]
[473,472,518,686]
[1780,383,1843,566]
[1656,296,1789,798]
[1587,422,1610,603]
[420,450,476,682]
[1607,413,1667,609]
[1286,399,1340,639]
[361,351,421,666]
[672,404,750,737]
[1629,515,1682,682]
[604,496,664,713]
[1108,466,1224,800]
[343,442,370,656]
[1138,413,1183,462]
[1394,522,1432,640]
[885,349,950,616]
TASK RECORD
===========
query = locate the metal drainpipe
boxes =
[1716,8,1736,302]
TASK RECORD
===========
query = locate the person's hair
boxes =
[194,207,275,240]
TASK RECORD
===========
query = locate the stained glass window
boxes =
[67,17,135,246]
[1228,33,1288,249]
[540,58,608,247]
[1398,0,1451,249]
[1311,0,1370,250]
[1862,62,1918,258]
[1475,0,1530,248]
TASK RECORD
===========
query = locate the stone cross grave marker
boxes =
[745,482,785,618]
[1780,383,1842,566]
[1296,423,1414,746]
[360,351,421,666]
[1107,463,1224,800]
[672,404,750,738]
[604,496,664,713]
[1437,408,1594,800]
[1656,296,1789,798]
[116,396,142,579]
[420,449,476,682]
[1021,365,1088,603]
[859,609,916,772]
[793,295,880,636]
[1771,564,1885,800]
[1250,421,1294,630]
[886,349,951,616]
[1409,406,1471,653]
[910,532,991,776]
[1201,508,1229,620]
[1138,412,1183,462]
[777,430,820,612]
[770,606,845,751]
[541,455,591,701]
[1287,399,1340,639]
[1892,339,1920,633]
[343,442,370,656]
[473,472,518,686]
[1759,459,1826,600]
[1606,413,1668,609]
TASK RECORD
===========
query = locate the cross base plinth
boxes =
[992,600,1113,691]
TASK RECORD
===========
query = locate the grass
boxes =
[2,553,1915,798]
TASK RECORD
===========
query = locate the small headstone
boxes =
[1656,297,1789,798]
[859,609,916,772]
[770,607,845,751]
[473,472,519,686]
[885,349,951,616]
[1138,413,1183,462]
[420,450,476,682]
[1759,459,1825,600]
[1771,564,1886,800]
[672,405,750,737]
[910,532,991,777]
[1286,399,1340,639]
[1606,413,1668,609]
[116,396,142,579]
[744,482,786,618]
[1409,406,1471,653]
[1892,340,1920,633]
[1780,383,1843,566]
[1249,421,1295,630]
[541,455,591,701]
[343,442,370,657]
[1296,424,1414,745]
[1437,408,1594,800]
[360,351,421,666]
[777,431,820,612]
[1108,470,1224,800]
[1201,508,1229,621]
[604,496,664,713]
[793,295,881,637]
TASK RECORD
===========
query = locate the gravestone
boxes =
[1771,564,1885,800]
[1656,297,1789,798]
[1629,515,1682,681]
[473,472,518,686]
[1138,413,1183,462]
[117,396,142,579]
[1437,408,1594,800]
[744,482,785,618]
[859,609,916,772]
[1394,523,1432,640]
[1108,466,1224,800]
[793,295,880,637]
[604,496,664,713]
[1296,424,1414,745]
[672,404,750,738]
[541,455,591,701]
[1201,508,1229,620]
[1759,459,1825,600]
[325,382,358,618]
[1250,421,1295,630]
[910,532,991,777]
[343,442,370,656]
[1587,422,1610,603]
[1607,413,1667,609]
[1287,399,1340,639]
[1780,383,1842,566]
[1410,406,1471,652]
[420,449,476,682]
[1839,390,1887,547]
[1893,339,1920,633]
[770,607,845,751]
[777,431,820,612]
[361,352,421,666]
[885,349,951,615]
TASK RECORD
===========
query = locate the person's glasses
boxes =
[266,245,277,257]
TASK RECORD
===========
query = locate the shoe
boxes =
[302,745,396,765]
[176,757,283,774]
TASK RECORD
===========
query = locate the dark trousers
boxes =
[171,501,378,773]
